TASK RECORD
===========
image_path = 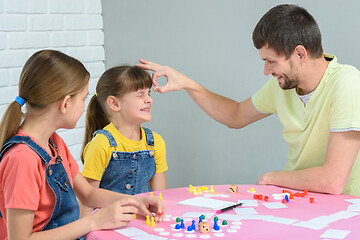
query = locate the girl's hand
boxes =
[136,59,191,94]
[134,196,166,222]
[91,198,139,230]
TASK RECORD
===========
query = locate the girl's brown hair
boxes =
[81,65,152,163]
[0,50,89,148]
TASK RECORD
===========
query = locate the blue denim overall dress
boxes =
[96,127,156,195]
[0,136,83,239]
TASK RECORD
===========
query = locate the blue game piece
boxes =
[175,224,180,229]
[199,216,203,223]
[191,220,196,230]
[187,226,192,231]
[213,219,220,231]
[180,219,185,229]
[285,195,289,202]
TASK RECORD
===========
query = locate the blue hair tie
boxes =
[15,96,26,106]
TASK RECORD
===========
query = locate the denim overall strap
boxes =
[0,136,83,239]
[142,127,154,146]
[93,129,117,147]
[0,136,52,164]
[99,128,156,195]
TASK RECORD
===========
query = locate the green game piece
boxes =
[222,220,228,225]
[214,216,219,221]
[176,217,181,222]
[201,215,205,220]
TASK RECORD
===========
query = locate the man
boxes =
[137,4,360,196]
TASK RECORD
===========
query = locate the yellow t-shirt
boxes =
[82,123,168,181]
[252,54,360,196]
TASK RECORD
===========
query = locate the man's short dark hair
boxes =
[252,4,323,59]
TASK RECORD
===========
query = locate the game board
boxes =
[86,185,360,240]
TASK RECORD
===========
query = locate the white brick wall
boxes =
[0,0,105,169]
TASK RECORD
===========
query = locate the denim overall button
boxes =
[130,169,136,174]
[126,184,132,190]
[132,154,136,159]
[149,150,154,157]
[112,152,117,158]
[48,168,53,176]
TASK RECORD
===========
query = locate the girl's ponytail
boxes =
[81,94,110,163]
[0,102,23,149]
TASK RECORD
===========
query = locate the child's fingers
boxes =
[118,197,140,208]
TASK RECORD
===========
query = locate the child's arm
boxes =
[6,198,138,240]
[150,172,167,191]
[73,172,166,222]
[79,177,100,217]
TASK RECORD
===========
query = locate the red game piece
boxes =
[294,192,300,197]
[258,194,263,200]
[310,197,314,203]
[158,211,163,215]
[304,190,308,195]
[289,193,294,199]
[300,193,305,197]
[264,196,269,201]
[282,199,286,203]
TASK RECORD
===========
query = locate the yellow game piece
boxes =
[210,185,215,193]
[201,186,206,190]
[133,213,137,219]
[159,192,163,200]
[150,192,153,197]
[151,216,156,227]
[189,184,194,193]
[250,187,255,193]
[197,187,202,193]
[145,215,150,225]
[204,187,209,192]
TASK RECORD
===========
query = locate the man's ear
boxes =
[107,96,121,111]
[59,95,71,115]
[294,45,308,62]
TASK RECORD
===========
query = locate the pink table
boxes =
[86,185,360,240]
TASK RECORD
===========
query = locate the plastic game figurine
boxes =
[145,215,151,225]
[198,222,210,233]
[210,185,215,193]
[229,184,238,193]
[151,216,156,227]
[159,193,163,200]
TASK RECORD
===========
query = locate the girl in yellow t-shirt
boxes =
[81,66,168,201]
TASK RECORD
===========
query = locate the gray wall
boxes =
[101,0,360,188]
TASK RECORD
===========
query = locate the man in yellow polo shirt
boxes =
[137,4,360,196]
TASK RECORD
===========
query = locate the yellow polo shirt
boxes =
[252,54,360,196]
[82,123,168,181]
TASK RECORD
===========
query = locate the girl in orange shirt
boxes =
[0,50,165,240]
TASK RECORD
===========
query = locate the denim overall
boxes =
[0,136,83,240]
[96,127,156,195]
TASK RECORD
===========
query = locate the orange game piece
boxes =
[310,197,314,203]
[299,193,305,197]
[289,193,294,199]
[304,190,308,195]
[264,196,269,201]
[294,192,300,197]
[282,199,287,203]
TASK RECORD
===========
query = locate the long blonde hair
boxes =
[81,65,152,163]
[0,50,89,149]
